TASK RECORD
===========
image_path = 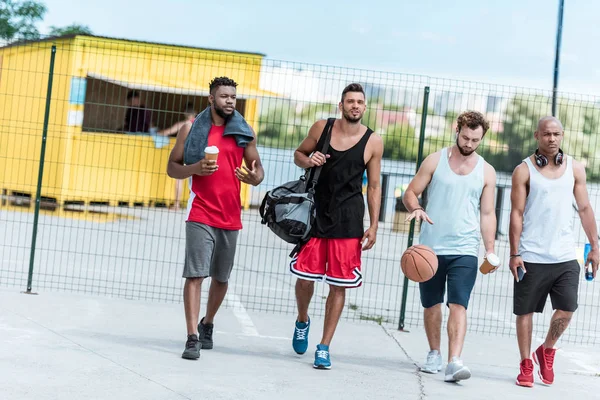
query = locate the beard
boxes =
[456,137,476,156]
[342,109,362,123]
[213,103,233,120]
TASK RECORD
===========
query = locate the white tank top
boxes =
[419,148,485,257]
[519,156,576,263]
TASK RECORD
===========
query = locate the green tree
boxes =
[48,23,92,36]
[496,94,600,180]
[444,110,458,125]
[582,106,600,136]
[256,100,337,149]
[500,94,548,171]
[256,100,295,148]
[361,106,380,131]
[0,0,46,41]
[382,123,418,162]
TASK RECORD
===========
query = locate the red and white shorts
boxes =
[289,237,363,288]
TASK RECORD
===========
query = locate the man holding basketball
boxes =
[509,116,599,387]
[403,110,497,382]
[290,83,384,369]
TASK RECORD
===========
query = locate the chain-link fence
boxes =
[1,35,599,345]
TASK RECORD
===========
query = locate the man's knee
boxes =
[296,278,315,288]
[448,303,466,312]
[186,277,205,286]
[328,285,346,296]
[554,309,574,320]
[516,312,534,320]
[211,277,229,285]
[424,303,442,312]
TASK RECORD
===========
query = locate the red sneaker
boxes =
[533,344,556,385]
[516,358,534,387]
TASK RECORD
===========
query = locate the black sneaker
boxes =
[181,334,201,360]
[198,317,214,349]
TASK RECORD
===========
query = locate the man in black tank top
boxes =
[288,83,384,370]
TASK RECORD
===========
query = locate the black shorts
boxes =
[513,260,580,315]
[419,255,478,309]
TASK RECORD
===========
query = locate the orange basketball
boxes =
[401,245,438,283]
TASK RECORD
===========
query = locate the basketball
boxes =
[401,245,438,283]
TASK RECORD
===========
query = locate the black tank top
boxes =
[309,121,373,238]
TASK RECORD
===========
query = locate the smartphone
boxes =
[517,266,526,282]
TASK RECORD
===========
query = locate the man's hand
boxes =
[485,249,500,273]
[361,226,377,251]
[193,159,218,176]
[405,209,433,225]
[587,247,599,278]
[235,160,262,186]
[509,255,526,282]
[308,151,330,167]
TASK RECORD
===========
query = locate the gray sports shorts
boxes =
[183,222,239,282]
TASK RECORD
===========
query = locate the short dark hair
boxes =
[127,90,140,100]
[456,110,490,136]
[209,76,238,95]
[341,83,365,102]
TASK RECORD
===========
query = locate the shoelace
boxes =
[295,327,308,340]
[316,350,329,359]
[545,351,556,369]
[204,325,213,338]
[186,338,198,349]
[521,362,533,375]
[426,354,438,365]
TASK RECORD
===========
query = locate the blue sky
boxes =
[39,0,600,96]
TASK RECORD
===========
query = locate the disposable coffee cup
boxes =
[204,146,219,162]
[480,253,500,274]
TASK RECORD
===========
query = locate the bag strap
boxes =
[308,118,334,193]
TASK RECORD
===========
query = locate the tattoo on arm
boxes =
[550,317,570,341]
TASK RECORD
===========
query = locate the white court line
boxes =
[216,330,290,342]
[230,283,402,306]
[225,291,259,337]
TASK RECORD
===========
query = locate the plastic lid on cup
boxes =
[486,253,500,266]
[205,145,219,154]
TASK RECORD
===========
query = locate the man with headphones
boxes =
[509,116,599,388]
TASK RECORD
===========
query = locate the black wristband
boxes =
[509,254,521,258]
[411,207,424,212]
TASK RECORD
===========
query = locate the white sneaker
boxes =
[420,350,443,373]
[444,356,471,382]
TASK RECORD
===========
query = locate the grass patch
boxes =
[359,314,389,325]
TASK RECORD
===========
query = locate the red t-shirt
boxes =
[186,125,244,230]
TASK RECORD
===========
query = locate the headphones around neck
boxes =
[535,148,564,167]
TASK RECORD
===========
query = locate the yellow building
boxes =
[0,34,269,212]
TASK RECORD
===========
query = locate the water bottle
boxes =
[584,243,593,281]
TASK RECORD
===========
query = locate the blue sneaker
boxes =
[313,344,331,369]
[292,318,310,354]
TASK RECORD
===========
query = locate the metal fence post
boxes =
[25,45,57,295]
[552,0,565,117]
[398,86,430,330]
[495,186,505,240]
[379,173,389,223]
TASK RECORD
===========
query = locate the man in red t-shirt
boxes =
[167,77,264,360]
